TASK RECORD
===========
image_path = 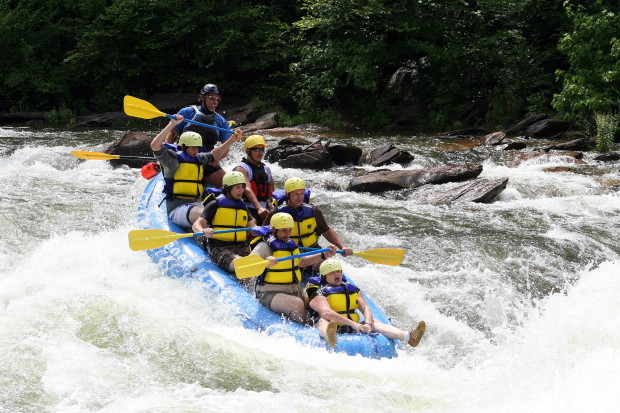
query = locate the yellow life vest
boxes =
[279,204,319,247]
[324,283,360,323]
[169,155,204,200]
[211,195,249,242]
[260,236,301,284]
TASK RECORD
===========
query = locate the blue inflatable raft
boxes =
[137,173,399,359]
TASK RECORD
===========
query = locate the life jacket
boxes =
[319,281,360,323]
[257,235,301,285]
[278,204,319,247]
[239,158,273,202]
[162,150,204,200]
[210,195,249,242]
[182,106,220,152]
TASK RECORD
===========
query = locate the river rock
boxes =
[594,153,620,162]
[543,138,592,152]
[326,143,363,166]
[420,177,509,205]
[276,140,332,169]
[105,131,153,168]
[348,164,483,193]
[240,112,278,132]
[504,142,527,151]
[481,131,506,146]
[367,145,415,167]
[504,113,548,135]
[526,119,570,138]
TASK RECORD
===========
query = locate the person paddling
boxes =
[165,83,233,187]
[150,115,242,229]
[250,212,337,324]
[307,259,426,348]
[232,135,275,224]
[265,177,353,255]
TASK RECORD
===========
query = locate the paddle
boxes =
[123,95,232,133]
[71,150,156,161]
[233,248,331,279]
[129,226,269,251]
[298,247,405,266]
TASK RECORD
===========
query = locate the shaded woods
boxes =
[0,0,618,131]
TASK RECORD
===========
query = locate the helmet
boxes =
[244,135,266,151]
[271,212,293,229]
[178,131,202,147]
[222,171,246,187]
[320,259,343,276]
[200,83,220,95]
[284,177,306,194]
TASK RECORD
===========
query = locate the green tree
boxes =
[553,0,620,122]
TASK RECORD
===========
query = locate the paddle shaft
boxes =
[299,247,345,254]
[164,113,232,134]
[277,248,331,263]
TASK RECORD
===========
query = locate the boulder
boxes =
[0,111,45,124]
[348,164,483,193]
[240,112,278,132]
[278,141,332,169]
[503,142,527,151]
[420,178,509,205]
[543,138,592,152]
[481,131,506,146]
[75,111,128,127]
[594,153,620,162]
[526,119,570,138]
[367,145,415,167]
[326,143,363,166]
[105,131,153,168]
[504,113,548,135]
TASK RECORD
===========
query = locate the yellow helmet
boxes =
[244,135,266,151]
[222,171,246,187]
[319,259,343,276]
[178,131,202,147]
[271,212,293,229]
[284,177,306,194]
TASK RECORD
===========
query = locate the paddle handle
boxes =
[276,248,331,263]
[165,114,232,133]
[299,247,345,255]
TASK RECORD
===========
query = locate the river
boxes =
[1,124,619,412]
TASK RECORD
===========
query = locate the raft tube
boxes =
[137,173,399,359]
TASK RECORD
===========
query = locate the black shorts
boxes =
[204,164,222,176]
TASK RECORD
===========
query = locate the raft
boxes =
[136,173,399,359]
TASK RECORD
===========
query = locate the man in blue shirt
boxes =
[165,83,232,187]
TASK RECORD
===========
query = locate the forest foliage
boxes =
[0,0,618,130]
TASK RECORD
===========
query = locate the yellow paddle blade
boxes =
[123,95,166,120]
[233,255,269,279]
[354,248,405,266]
[71,151,121,160]
[128,229,194,251]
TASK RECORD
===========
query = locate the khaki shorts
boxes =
[256,284,305,309]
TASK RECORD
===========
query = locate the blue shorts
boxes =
[168,202,202,228]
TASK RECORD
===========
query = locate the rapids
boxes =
[1,125,619,412]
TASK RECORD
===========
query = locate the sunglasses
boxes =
[206,95,221,102]
[250,147,265,152]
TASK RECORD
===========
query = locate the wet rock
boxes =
[348,164,483,193]
[481,132,506,146]
[0,112,45,124]
[420,177,509,205]
[526,119,570,138]
[367,145,415,167]
[505,113,548,135]
[594,153,620,162]
[504,142,527,151]
[543,138,592,152]
[240,112,278,132]
[326,143,363,166]
[105,131,153,168]
[75,112,128,127]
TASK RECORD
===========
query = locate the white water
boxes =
[1,126,619,412]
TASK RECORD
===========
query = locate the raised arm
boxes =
[151,115,184,152]
[210,129,243,161]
